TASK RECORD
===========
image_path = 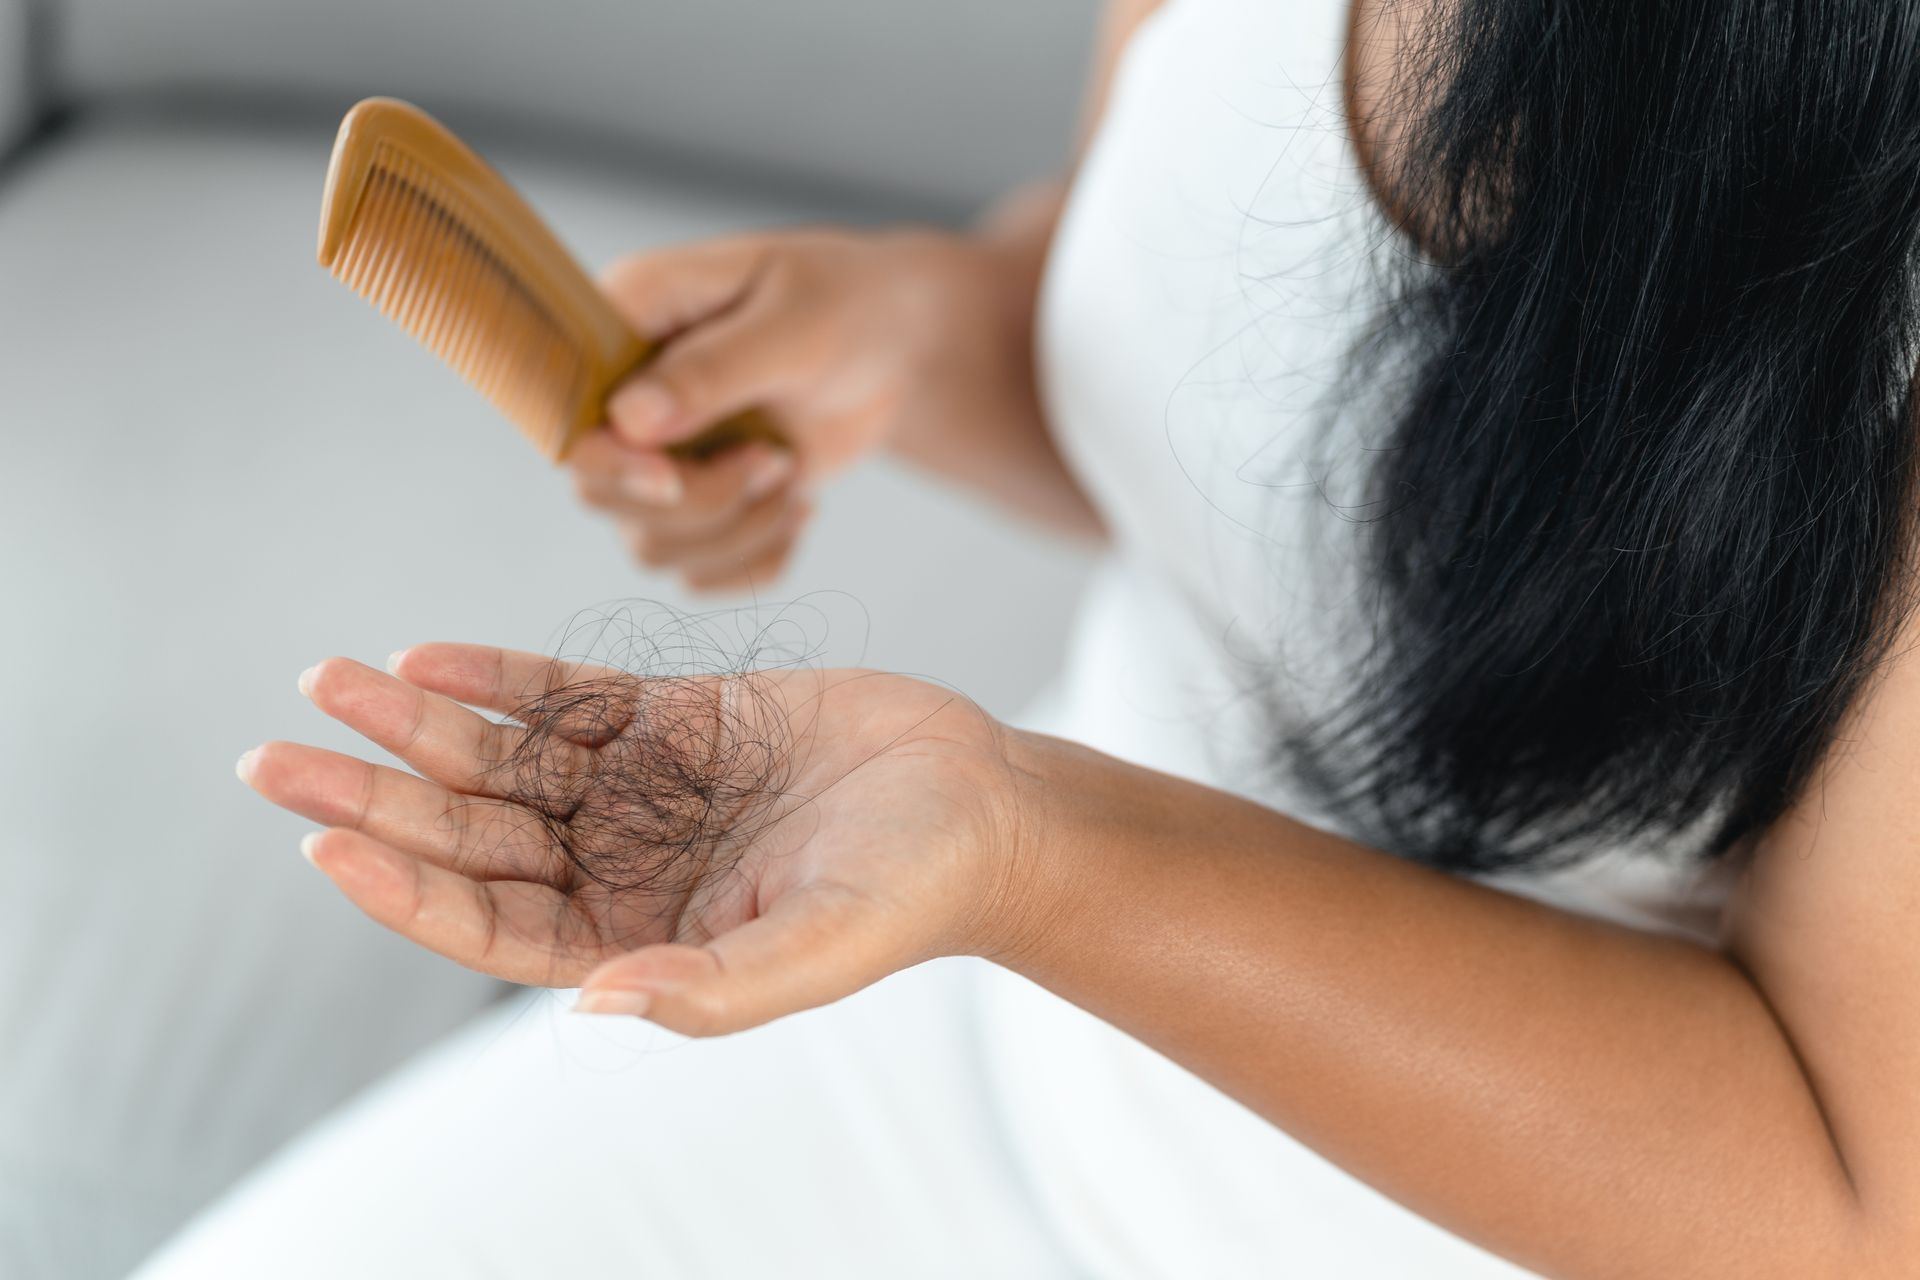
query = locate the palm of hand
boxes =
[240,645,1018,1034]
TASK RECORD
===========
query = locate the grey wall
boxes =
[54,0,1103,211]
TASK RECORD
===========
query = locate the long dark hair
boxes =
[1288,0,1920,873]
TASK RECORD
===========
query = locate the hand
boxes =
[236,644,1038,1035]
[570,226,1041,590]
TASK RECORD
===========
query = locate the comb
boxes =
[317,97,781,463]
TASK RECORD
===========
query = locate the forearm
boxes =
[882,0,1164,538]
[996,732,1889,1279]
[884,184,1105,541]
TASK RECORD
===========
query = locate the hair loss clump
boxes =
[491,672,795,902]
[469,600,855,921]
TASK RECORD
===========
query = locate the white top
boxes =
[978,1,1737,1273]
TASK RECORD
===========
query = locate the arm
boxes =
[990,626,1920,1278]
[884,0,1166,529]
[244,617,1911,1276]
[875,184,1089,535]
[252,636,1912,1280]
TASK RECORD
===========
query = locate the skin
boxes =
[242,2,1920,1276]
[570,219,1102,589]
[563,4,1161,573]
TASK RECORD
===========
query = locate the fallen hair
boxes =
[464,601,849,938]
[491,670,796,907]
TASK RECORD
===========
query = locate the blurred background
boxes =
[0,1,1098,1273]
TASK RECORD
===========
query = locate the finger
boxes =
[679,506,806,594]
[390,644,631,738]
[301,828,607,987]
[660,443,795,521]
[591,442,794,541]
[628,488,803,576]
[238,741,566,885]
[616,456,797,562]
[605,301,800,450]
[575,885,903,1037]
[598,238,768,340]
[568,430,683,509]
[392,644,745,752]
[301,657,594,794]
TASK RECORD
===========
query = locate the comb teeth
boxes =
[330,143,587,456]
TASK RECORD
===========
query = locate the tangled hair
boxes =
[491,670,796,904]
[472,602,846,936]
[1287,0,1920,871]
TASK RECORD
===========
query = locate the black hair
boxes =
[1286,0,1920,872]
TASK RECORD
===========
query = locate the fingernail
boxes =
[744,449,794,501]
[622,464,683,505]
[299,832,323,864]
[607,383,676,440]
[574,988,653,1018]
[297,665,319,697]
[385,650,407,675]
[235,748,257,783]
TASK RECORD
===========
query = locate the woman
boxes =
[148,0,1920,1275]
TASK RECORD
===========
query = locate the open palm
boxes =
[238,644,1022,1035]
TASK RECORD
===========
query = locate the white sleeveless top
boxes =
[976,2,1737,1274]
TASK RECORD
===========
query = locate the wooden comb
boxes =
[318,97,781,463]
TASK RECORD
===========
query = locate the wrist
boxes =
[968,726,1111,972]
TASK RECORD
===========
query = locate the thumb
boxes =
[574,887,903,1037]
[604,305,793,449]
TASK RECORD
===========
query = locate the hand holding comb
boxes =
[317,97,784,463]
